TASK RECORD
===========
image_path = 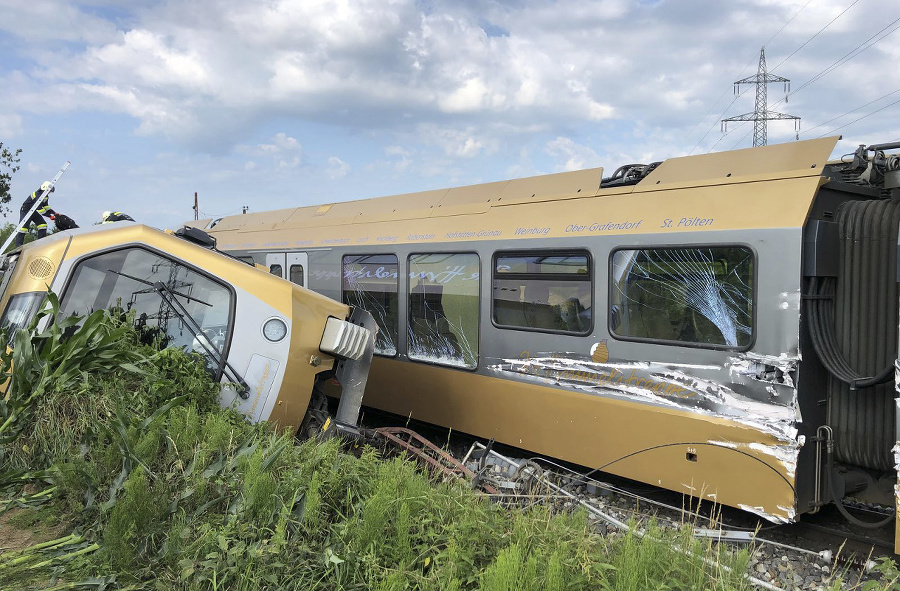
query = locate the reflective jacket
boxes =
[21,189,56,218]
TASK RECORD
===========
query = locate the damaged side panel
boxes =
[485,233,806,523]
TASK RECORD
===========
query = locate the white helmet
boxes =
[40,181,54,192]
[102,211,111,221]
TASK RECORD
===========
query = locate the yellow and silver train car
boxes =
[193,136,900,549]
[0,223,375,433]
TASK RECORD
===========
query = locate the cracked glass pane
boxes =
[59,247,233,375]
[408,253,479,368]
[610,246,753,347]
[342,254,399,356]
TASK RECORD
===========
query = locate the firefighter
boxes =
[15,182,56,247]
[101,211,135,223]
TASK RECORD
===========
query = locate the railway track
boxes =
[362,417,896,590]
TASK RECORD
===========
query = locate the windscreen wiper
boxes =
[111,270,250,399]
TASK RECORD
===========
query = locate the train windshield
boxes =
[58,247,234,375]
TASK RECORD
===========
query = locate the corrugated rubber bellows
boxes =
[827,198,900,471]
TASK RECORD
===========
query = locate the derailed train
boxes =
[0,224,376,434]
[193,136,900,550]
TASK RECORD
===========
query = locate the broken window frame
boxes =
[608,244,756,351]
[491,249,593,336]
[341,253,399,357]
[407,251,480,370]
[57,245,237,379]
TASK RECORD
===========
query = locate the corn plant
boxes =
[0,290,145,447]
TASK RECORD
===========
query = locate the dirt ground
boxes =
[0,507,66,556]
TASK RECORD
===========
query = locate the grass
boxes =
[0,293,882,590]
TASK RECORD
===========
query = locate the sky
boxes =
[0,0,898,229]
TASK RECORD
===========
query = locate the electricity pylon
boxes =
[722,47,800,147]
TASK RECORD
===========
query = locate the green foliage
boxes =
[0,296,851,591]
[0,290,146,450]
[0,142,21,217]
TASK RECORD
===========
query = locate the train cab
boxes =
[0,223,376,433]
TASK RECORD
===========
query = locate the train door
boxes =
[265,253,285,279]
[287,252,307,287]
[265,252,308,287]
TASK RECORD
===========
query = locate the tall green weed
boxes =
[0,298,799,591]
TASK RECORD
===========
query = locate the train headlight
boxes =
[262,317,288,342]
[320,317,370,360]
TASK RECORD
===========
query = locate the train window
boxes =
[289,264,304,286]
[492,252,592,334]
[269,264,282,278]
[342,254,399,356]
[58,247,234,376]
[408,252,479,369]
[610,246,754,348]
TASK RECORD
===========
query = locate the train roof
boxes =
[14,223,337,317]
[194,137,840,249]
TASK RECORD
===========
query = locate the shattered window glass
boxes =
[493,252,592,334]
[408,253,479,369]
[58,247,233,376]
[342,254,398,356]
[610,246,753,348]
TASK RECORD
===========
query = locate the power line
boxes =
[800,87,900,137]
[722,10,900,145]
[722,48,800,147]
[688,94,741,155]
[757,17,900,139]
[784,17,900,100]
[817,95,900,138]
[765,0,815,49]
[708,120,749,152]
[689,1,813,155]
[770,0,862,72]
[730,127,755,151]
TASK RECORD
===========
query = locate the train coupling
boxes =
[326,308,377,428]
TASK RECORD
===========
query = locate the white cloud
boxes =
[326,156,350,179]
[0,114,23,137]
[0,0,898,228]
[237,133,303,158]
[546,137,602,171]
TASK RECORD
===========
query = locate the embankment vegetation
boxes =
[0,295,793,590]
